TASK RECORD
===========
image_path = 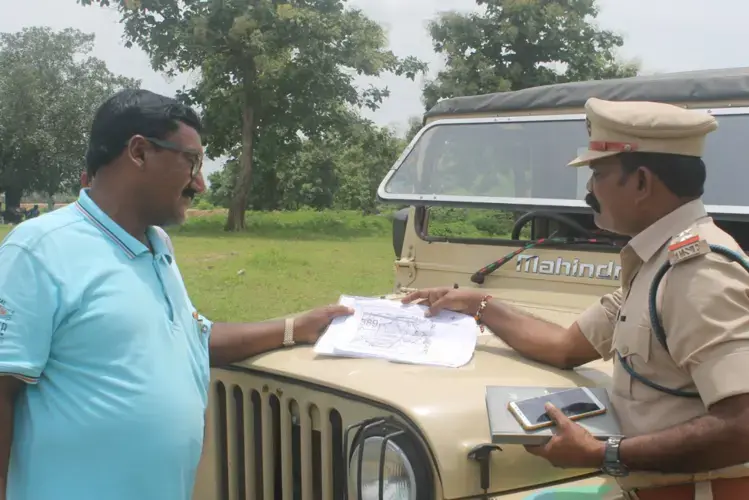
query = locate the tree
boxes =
[78,0,428,230]
[0,27,139,208]
[422,0,639,109]
[404,116,423,143]
[205,111,406,214]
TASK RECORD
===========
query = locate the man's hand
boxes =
[293,304,355,344]
[401,287,485,316]
[524,403,606,469]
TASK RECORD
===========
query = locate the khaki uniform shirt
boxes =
[577,199,749,489]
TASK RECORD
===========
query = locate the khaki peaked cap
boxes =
[568,97,719,167]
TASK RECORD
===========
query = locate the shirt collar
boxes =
[627,198,710,263]
[75,188,174,263]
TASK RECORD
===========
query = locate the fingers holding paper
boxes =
[402,287,484,317]
[524,403,605,469]
[294,304,355,344]
[401,287,450,307]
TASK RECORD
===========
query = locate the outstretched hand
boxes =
[524,403,605,469]
[294,304,354,344]
[401,287,485,317]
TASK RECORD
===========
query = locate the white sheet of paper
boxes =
[314,295,479,368]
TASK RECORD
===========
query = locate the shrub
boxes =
[172,206,520,240]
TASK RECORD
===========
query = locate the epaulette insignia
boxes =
[667,229,711,265]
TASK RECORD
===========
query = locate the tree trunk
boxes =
[225,103,256,231]
[4,186,22,210]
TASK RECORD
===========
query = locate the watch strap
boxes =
[283,317,295,347]
[603,436,628,477]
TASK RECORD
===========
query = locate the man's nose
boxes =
[586,176,593,192]
[192,172,206,194]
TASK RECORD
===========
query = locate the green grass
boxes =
[172,233,395,322]
[171,210,398,321]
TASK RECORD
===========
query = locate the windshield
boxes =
[380,109,749,212]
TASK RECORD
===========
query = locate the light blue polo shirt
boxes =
[0,189,213,500]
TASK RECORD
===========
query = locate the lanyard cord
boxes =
[618,244,749,398]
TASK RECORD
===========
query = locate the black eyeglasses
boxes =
[143,136,203,178]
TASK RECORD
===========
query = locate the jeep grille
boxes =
[194,368,403,500]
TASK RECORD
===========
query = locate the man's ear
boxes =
[127,135,148,168]
[634,166,656,203]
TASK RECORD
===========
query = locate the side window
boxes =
[424,207,531,240]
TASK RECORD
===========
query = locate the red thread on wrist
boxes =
[474,295,493,333]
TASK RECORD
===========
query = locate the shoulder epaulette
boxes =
[667,228,711,265]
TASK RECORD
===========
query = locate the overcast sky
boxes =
[1,0,746,177]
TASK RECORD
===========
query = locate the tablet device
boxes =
[507,386,606,431]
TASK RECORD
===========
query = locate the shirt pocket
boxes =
[611,320,652,400]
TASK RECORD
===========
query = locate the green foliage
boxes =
[166,206,522,242]
[0,27,139,205]
[77,0,428,230]
[173,208,394,239]
[205,111,406,213]
[425,207,520,238]
[190,193,216,210]
[422,0,640,109]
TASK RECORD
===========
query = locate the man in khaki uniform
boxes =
[403,98,749,499]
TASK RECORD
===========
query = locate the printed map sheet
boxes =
[314,295,478,368]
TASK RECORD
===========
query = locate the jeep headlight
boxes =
[348,436,417,499]
[346,417,434,500]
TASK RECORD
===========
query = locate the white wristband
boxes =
[283,317,295,347]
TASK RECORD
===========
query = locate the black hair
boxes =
[85,89,202,176]
[618,152,706,198]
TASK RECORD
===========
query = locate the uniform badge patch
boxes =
[667,229,710,265]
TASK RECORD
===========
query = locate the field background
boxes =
[168,211,397,322]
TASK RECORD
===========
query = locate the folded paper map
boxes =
[314,295,479,368]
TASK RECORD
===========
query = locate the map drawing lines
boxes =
[350,309,434,354]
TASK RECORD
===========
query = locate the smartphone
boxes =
[507,387,606,431]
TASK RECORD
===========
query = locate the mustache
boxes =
[585,192,601,213]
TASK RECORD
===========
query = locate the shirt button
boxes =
[620,346,629,356]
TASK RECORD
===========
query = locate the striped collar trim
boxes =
[74,188,154,259]
[75,201,138,259]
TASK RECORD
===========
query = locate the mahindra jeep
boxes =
[192,67,749,499]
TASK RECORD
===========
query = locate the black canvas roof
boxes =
[424,67,749,119]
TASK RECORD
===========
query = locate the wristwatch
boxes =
[602,436,629,477]
[283,317,295,347]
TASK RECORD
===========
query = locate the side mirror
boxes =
[392,207,409,258]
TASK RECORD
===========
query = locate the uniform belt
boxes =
[626,476,749,500]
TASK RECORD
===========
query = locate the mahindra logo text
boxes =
[515,255,621,280]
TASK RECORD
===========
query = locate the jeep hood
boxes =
[231,290,615,498]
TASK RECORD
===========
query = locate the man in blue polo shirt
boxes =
[0,89,353,500]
